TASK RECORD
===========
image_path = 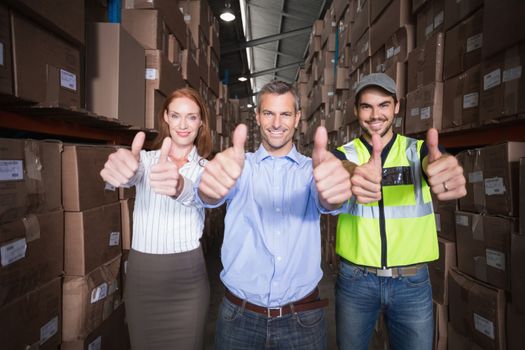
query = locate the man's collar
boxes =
[255,144,301,164]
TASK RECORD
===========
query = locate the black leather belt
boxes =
[225,288,329,318]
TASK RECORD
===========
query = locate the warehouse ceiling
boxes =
[207,0,332,102]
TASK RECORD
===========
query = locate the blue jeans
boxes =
[214,296,327,350]
[335,261,433,350]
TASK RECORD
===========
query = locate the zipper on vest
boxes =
[379,187,387,268]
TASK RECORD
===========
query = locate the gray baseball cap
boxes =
[354,73,397,98]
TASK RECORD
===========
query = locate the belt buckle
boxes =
[267,307,283,318]
[376,268,393,277]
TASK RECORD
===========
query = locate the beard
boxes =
[360,117,394,138]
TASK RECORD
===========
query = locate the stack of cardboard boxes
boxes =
[0,138,63,349]
[452,142,525,350]
[61,144,128,348]
[1,0,243,144]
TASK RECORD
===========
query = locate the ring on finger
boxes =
[443,182,449,192]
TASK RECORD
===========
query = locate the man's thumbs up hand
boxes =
[312,127,352,210]
[350,134,384,204]
[425,128,467,200]
[198,124,247,204]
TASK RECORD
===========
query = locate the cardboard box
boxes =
[62,303,130,350]
[332,0,350,22]
[521,158,525,235]
[429,238,456,304]
[86,23,145,128]
[447,322,483,350]
[120,198,134,251]
[62,144,119,211]
[392,97,406,134]
[443,64,480,129]
[482,0,525,59]
[511,234,525,313]
[121,9,168,51]
[412,0,430,14]
[11,12,81,108]
[0,277,61,349]
[208,47,220,96]
[209,17,220,57]
[168,33,184,65]
[180,0,210,46]
[126,0,187,48]
[0,3,13,96]
[145,87,166,130]
[457,148,484,213]
[62,255,122,341]
[349,0,369,45]
[482,142,525,216]
[443,9,483,80]
[407,32,444,93]
[370,0,412,55]
[455,212,514,290]
[9,0,85,44]
[434,302,448,350]
[0,139,62,224]
[480,43,525,122]
[321,6,336,47]
[416,0,444,48]
[443,0,483,31]
[0,210,63,308]
[196,26,209,83]
[65,202,122,276]
[146,49,184,92]
[436,199,457,241]
[370,0,392,24]
[182,33,200,89]
[448,268,506,350]
[405,82,443,134]
[507,303,525,350]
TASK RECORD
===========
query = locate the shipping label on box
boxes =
[480,43,525,122]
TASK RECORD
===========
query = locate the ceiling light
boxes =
[220,1,236,22]
[247,103,253,108]
[238,76,248,82]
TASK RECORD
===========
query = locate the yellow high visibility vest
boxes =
[336,134,438,268]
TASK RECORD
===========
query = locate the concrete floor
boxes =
[203,239,387,350]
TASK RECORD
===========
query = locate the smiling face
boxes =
[355,86,399,144]
[163,96,203,149]
[255,92,301,157]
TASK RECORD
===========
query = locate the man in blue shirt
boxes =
[197,80,352,349]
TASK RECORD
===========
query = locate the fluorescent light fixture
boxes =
[220,1,235,22]
[238,76,248,82]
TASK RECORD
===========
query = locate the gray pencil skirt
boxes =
[125,247,210,350]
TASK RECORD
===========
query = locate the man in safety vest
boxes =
[333,73,466,350]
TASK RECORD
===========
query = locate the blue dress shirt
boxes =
[197,144,339,307]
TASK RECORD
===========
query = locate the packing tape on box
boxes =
[471,214,484,241]
[23,214,40,242]
[24,140,42,181]
[24,140,45,209]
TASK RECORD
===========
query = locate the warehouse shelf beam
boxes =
[246,1,313,22]
[221,26,311,54]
